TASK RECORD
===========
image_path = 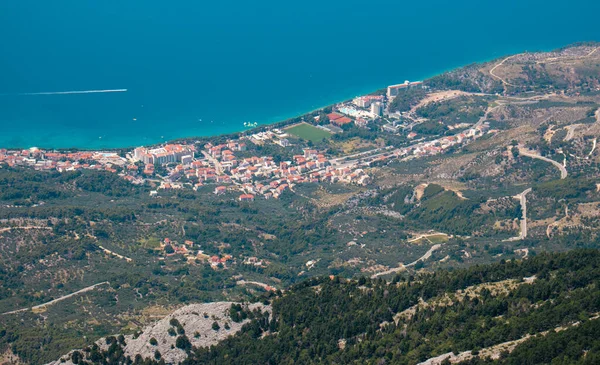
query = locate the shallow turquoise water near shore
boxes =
[0,0,599,149]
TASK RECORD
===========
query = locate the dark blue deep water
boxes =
[1,0,599,149]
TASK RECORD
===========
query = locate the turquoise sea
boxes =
[0,0,599,149]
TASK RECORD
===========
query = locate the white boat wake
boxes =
[8,89,128,96]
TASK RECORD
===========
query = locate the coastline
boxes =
[2,41,595,152]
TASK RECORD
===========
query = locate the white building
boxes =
[353,97,371,108]
[277,138,290,147]
[353,95,384,108]
[133,144,194,165]
[181,155,193,165]
[387,81,424,98]
[371,102,383,117]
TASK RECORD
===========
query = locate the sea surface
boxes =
[1,0,599,149]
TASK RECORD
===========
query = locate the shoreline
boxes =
[2,41,595,152]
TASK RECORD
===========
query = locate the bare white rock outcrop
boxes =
[47,301,269,365]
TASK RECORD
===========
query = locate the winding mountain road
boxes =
[519,189,532,239]
[0,226,52,233]
[1,282,110,315]
[489,55,517,89]
[371,244,442,278]
[98,245,133,262]
[519,148,567,179]
[517,188,532,240]
[503,188,531,242]
[536,46,600,65]
[236,280,276,291]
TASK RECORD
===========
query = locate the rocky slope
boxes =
[47,301,268,365]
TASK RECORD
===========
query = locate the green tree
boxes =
[175,335,192,351]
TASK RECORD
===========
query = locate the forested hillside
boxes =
[56,249,600,365]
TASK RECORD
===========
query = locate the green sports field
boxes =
[285,122,332,143]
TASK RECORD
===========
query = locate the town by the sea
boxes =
[1,0,599,149]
